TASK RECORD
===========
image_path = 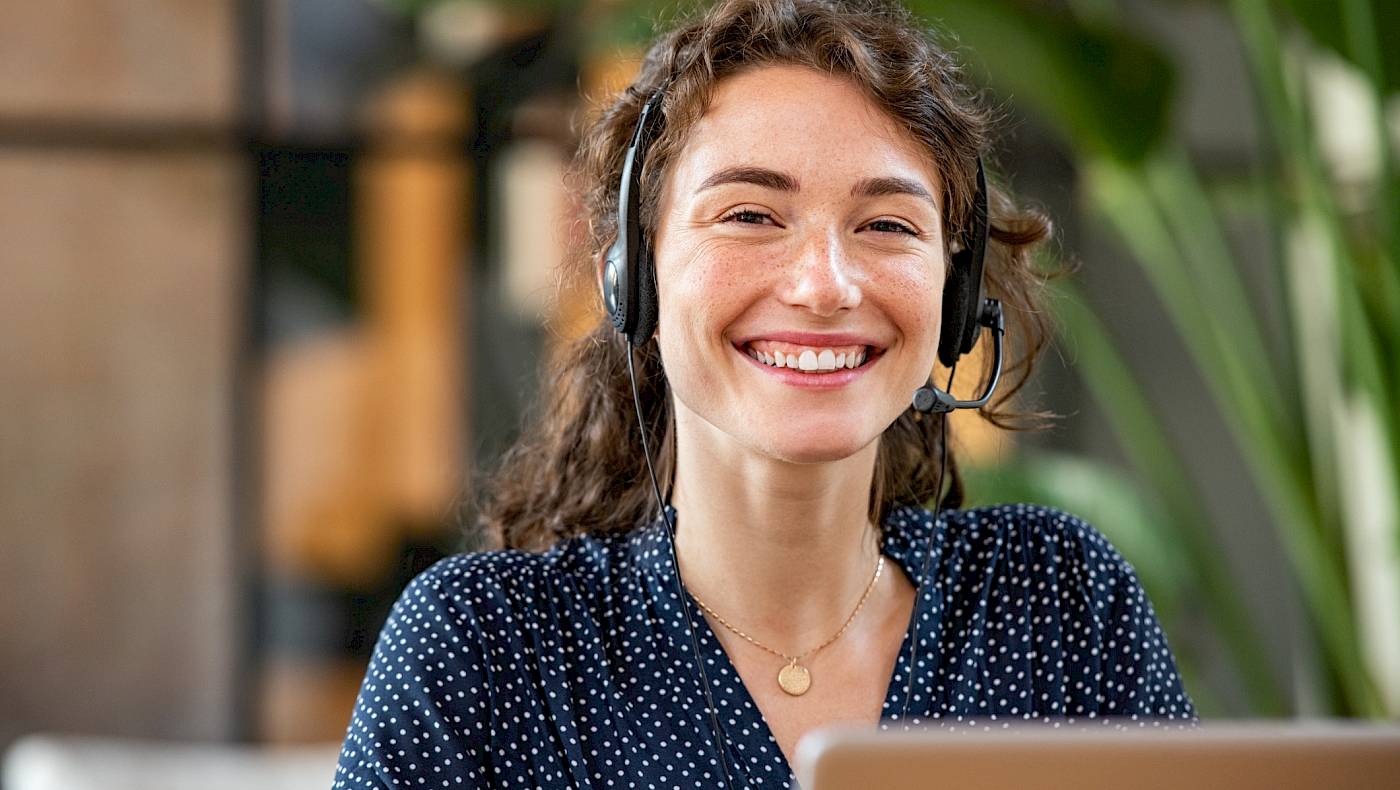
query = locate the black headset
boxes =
[601,86,1006,789]
[602,88,1004,413]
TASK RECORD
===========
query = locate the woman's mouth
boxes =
[742,339,874,372]
[733,338,885,390]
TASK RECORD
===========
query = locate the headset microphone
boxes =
[910,297,1004,413]
[911,156,1004,415]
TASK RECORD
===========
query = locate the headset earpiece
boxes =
[913,158,1004,414]
[602,90,666,347]
[937,158,989,368]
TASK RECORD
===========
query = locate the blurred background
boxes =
[1,0,1396,786]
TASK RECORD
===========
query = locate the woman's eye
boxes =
[865,219,917,235]
[719,209,772,225]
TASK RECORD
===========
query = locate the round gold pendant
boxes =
[777,661,811,696]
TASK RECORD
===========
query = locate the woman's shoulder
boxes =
[891,501,1196,721]
[393,528,635,622]
[337,539,628,786]
[950,502,1128,561]
[891,500,1147,599]
[894,500,1125,555]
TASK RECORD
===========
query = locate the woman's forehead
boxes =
[668,64,944,199]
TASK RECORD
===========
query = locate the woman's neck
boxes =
[668,406,885,653]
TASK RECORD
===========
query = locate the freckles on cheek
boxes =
[691,245,755,298]
[680,248,755,326]
[885,266,944,349]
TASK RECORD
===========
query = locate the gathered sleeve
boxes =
[1033,505,1197,722]
[949,504,1199,724]
[1095,547,1198,721]
[332,557,496,788]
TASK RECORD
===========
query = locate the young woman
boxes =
[334,1,1196,787]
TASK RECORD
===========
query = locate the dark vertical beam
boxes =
[233,0,268,744]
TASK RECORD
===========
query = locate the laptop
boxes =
[793,720,1400,790]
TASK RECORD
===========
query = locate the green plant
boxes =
[912,0,1398,717]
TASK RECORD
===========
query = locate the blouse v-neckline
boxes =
[627,505,944,788]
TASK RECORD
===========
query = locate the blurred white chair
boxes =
[3,735,340,790]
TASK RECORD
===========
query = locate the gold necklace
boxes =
[689,552,885,697]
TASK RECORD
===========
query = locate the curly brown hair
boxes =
[478,0,1060,552]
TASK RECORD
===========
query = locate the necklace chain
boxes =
[689,552,885,665]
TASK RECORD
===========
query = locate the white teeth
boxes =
[745,344,872,372]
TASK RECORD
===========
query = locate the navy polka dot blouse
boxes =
[333,503,1197,788]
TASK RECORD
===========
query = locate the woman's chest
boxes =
[737,654,898,769]
[716,582,916,769]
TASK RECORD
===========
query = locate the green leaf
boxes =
[905,0,1175,163]
[1280,0,1400,94]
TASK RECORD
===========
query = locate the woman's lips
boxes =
[732,331,884,348]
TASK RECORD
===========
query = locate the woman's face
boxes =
[652,64,947,465]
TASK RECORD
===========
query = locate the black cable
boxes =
[626,347,740,790]
[898,361,957,729]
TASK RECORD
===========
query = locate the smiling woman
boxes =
[333,1,1197,788]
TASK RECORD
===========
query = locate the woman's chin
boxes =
[750,432,876,466]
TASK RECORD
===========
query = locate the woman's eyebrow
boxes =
[696,166,800,193]
[852,176,936,206]
[694,167,935,208]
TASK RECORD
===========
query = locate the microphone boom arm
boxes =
[912,298,1005,414]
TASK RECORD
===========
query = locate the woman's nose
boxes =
[779,229,862,316]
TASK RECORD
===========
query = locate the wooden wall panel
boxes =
[0,0,237,123]
[0,149,244,745]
